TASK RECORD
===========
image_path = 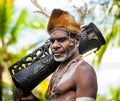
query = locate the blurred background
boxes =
[0,0,120,101]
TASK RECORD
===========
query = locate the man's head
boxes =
[47,9,81,62]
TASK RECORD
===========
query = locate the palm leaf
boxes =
[0,0,7,39]
[7,9,27,45]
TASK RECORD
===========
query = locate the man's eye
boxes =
[50,39,55,44]
[57,38,67,42]
[50,37,67,44]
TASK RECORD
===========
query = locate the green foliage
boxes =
[29,17,46,29]
[0,0,7,38]
[0,0,46,100]
[7,10,27,45]
[96,95,109,101]
[110,87,120,101]
[96,87,120,101]
[91,0,120,67]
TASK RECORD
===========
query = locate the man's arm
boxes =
[74,60,98,100]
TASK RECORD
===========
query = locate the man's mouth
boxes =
[53,51,65,57]
[54,53,62,57]
[52,49,65,57]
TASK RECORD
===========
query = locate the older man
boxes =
[16,9,98,101]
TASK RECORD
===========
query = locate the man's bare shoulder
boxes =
[75,59,95,76]
[73,59,98,98]
[73,58,97,89]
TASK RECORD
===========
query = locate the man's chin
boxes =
[54,57,66,62]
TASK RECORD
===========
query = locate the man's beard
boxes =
[54,52,69,62]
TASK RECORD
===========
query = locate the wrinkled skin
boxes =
[15,30,98,101]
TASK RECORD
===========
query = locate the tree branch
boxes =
[31,0,49,18]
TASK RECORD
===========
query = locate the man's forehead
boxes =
[50,30,69,38]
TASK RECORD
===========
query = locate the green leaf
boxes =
[7,9,27,45]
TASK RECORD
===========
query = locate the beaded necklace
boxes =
[46,54,82,99]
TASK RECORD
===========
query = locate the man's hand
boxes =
[15,88,40,101]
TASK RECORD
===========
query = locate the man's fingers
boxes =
[15,88,24,98]
[20,93,35,101]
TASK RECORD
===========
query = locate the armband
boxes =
[76,97,95,101]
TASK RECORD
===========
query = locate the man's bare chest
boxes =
[53,65,77,95]
[46,58,83,99]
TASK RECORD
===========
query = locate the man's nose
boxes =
[51,40,60,49]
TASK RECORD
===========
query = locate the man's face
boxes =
[50,30,77,62]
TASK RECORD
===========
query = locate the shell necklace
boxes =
[46,54,82,99]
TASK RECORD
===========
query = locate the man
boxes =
[16,9,98,101]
